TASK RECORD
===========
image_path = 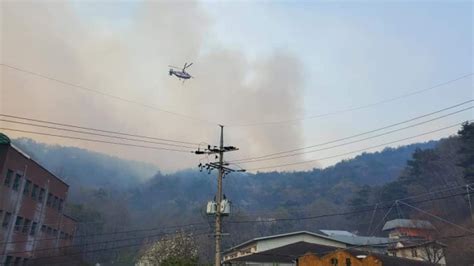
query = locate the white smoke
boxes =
[0,1,308,173]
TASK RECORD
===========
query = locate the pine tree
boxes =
[458,122,474,184]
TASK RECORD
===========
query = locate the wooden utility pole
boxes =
[215,125,224,266]
[195,125,244,266]
[467,185,474,222]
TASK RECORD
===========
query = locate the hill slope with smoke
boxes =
[12,136,435,220]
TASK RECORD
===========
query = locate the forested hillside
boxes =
[11,124,474,264]
[9,134,438,260]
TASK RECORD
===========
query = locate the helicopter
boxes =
[168,62,194,82]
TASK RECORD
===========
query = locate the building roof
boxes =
[226,230,397,255]
[227,241,337,263]
[226,241,440,266]
[320,230,357,237]
[1,133,69,187]
[318,229,392,246]
[323,234,393,246]
[225,231,347,252]
[383,219,435,231]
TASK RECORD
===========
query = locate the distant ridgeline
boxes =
[10,137,437,209]
[11,138,158,189]
[10,136,441,233]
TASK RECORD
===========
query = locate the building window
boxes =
[0,210,3,222]
[53,196,58,209]
[47,193,53,206]
[60,231,65,239]
[58,199,64,211]
[2,212,12,228]
[53,229,58,236]
[12,173,22,191]
[4,169,13,187]
[5,256,12,265]
[41,225,46,233]
[13,257,21,266]
[412,249,418,257]
[22,219,31,233]
[31,184,39,200]
[22,258,28,266]
[47,227,52,235]
[38,188,45,202]
[30,222,38,236]
[14,216,23,231]
[23,180,31,196]
[346,258,351,266]
[331,258,338,266]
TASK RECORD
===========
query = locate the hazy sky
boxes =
[0,1,473,173]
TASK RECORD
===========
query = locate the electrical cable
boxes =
[0,63,218,126]
[231,100,473,163]
[228,73,473,127]
[0,119,198,149]
[0,127,194,153]
[0,221,208,245]
[11,191,472,264]
[246,121,472,171]
[225,190,471,224]
[0,113,202,145]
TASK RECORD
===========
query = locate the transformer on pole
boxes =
[194,125,245,266]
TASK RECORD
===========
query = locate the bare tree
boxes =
[419,242,445,264]
[137,231,199,266]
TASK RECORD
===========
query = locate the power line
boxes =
[9,189,469,256]
[0,119,198,149]
[30,231,474,266]
[6,190,470,261]
[245,121,471,171]
[234,105,473,164]
[231,100,473,163]
[225,190,471,224]
[3,188,470,262]
[228,73,473,127]
[5,226,210,256]
[313,232,474,260]
[0,63,218,126]
[0,113,204,145]
[0,127,194,153]
[36,233,212,264]
[3,230,212,265]
[0,221,208,245]
[238,232,474,261]
[233,182,472,217]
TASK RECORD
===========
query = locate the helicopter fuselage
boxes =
[170,69,191,79]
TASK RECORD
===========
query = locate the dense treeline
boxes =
[348,122,474,265]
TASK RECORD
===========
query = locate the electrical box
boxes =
[206,201,217,215]
[220,199,231,216]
